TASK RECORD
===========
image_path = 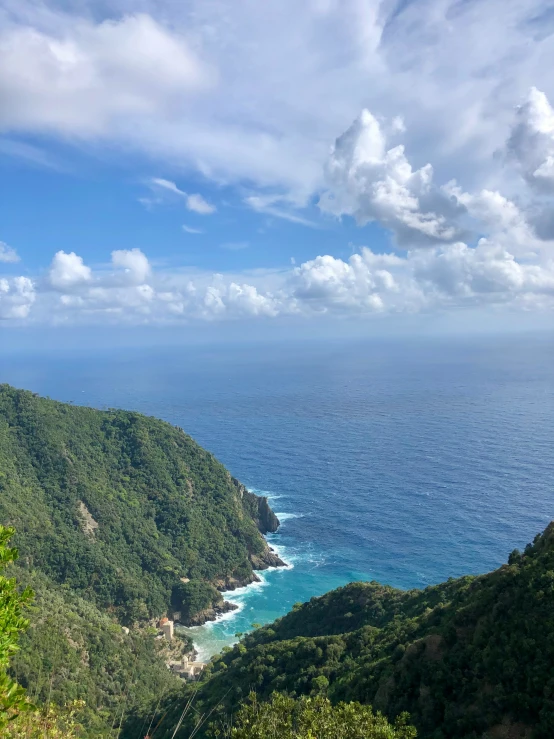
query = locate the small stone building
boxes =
[159,617,174,641]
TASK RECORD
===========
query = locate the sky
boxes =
[1,0,554,337]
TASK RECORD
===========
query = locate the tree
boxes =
[216,692,417,739]
[0,525,33,730]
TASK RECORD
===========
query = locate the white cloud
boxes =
[506,87,554,193]
[0,13,209,137]
[319,109,464,246]
[4,0,554,196]
[186,193,216,215]
[182,225,203,235]
[0,276,35,319]
[3,71,554,325]
[189,279,281,319]
[147,178,216,214]
[111,248,151,284]
[0,241,19,263]
[245,195,319,228]
[7,229,554,325]
[150,178,184,197]
[49,251,92,289]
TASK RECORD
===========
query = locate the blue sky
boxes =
[1,0,554,334]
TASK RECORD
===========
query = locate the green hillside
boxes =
[0,384,279,624]
[9,566,182,735]
[3,383,553,739]
[147,523,554,739]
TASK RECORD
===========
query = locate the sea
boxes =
[2,334,554,659]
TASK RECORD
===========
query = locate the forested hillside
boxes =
[142,523,554,739]
[3,383,553,739]
[0,384,280,624]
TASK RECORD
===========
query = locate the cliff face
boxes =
[235,480,281,534]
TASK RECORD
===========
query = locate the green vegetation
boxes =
[0,384,279,736]
[9,566,180,735]
[3,383,554,739]
[216,692,416,738]
[0,384,273,623]
[147,523,554,739]
[5,701,91,738]
[0,525,33,730]
[171,580,223,623]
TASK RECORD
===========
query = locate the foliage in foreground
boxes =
[5,701,90,738]
[0,525,33,731]
[216,692,416,739]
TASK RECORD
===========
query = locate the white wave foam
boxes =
[246,487,286,501]
[275,512,303,522]
[266,541,295,570]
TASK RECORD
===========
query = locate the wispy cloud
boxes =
[2,0,553,200]
[0,138,63,170]
[182,224,204,234]
[147,178,216,214]
[244,195,320,228]
[0,242,20,263]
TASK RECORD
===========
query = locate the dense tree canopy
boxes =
[147,523,554,739]
[3,384,553,739]
[0,385,278,736]
[0,384,272,623]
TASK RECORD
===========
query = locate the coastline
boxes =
[184,533,294,661]
[180,487,296,661]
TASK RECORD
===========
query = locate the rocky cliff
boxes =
[234,479,281,534]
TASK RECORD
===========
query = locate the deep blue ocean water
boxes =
[2,335,554,657]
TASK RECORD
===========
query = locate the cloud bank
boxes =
[4,90,554,328]
[2,0,554,328]
[2,0,554,196]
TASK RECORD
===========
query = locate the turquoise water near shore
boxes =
[3,336,554,658]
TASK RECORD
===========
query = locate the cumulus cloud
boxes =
[49,251,92,289]
[187,279,281,320]
[0,277,35,319]
[3,83,554,326]
[319,109,464,246]
[287,242,554,315]
[6,230,553,325]
[0,241,19,263]
[111,248,151,284]
[506,87,554,193]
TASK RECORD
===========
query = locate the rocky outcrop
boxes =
[255,496,280,534]
[234,479,280,534]
[250,546,286,570]
[183,600,238,627]
[77,501,99,539]
[213,572,261,591]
